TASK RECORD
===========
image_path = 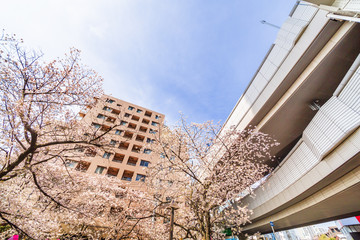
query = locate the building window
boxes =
[106,167,119,177]
[119,142,129,150]
[142,118,150,124]
[123,131,133,139]
[127,156,138,166]
[85,148,96,157]
[92,123,101,129]
[115,129,123,135]
[121,170,134,181]
[128,106,134,110]
[103,106,112,111]
[149,129,157,134]
[143,149,152,154]
[146,138,154,143]
[113,153,125,163]
[131,115,140,121]
[111,109,120,115]
[145,111,152,117]
[155,115,161,119]
[140,160,150,167]
[75,161,90,172]
[103,152,111,159]
[116,104,122,107]
[106,117,116,123]
[137,109,143,113]
[131,145,142,153]
[136,174,146,182]
[135,135,145,142]
[95,166,106,174]
[139,126,147,133]
[97,114,106,119]
[100,125,111,132]
[151,121,159,126]
[105,99,115,103]
[65,160,77,168]
[160,153,165,158]
[110,140,117,146]
[120,121,127,126]
[124,113,131,118]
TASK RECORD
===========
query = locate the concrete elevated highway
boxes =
[221,0,360,234]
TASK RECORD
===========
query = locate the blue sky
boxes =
[1,0,296,125]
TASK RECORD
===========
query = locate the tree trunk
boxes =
[204,211,211,240]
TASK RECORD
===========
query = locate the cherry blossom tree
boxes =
[0,33,105,183]
[0,34,168,239]
[0,33,277,240]
[147,118,278,240]
[0,161,168,239]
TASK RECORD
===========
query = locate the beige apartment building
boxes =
[71,95,165,188]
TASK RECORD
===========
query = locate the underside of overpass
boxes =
[243,152,360,234]
[254,22,360,168]
[240,21,360,235]
[217,0,360,234]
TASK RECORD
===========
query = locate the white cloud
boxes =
[1,0,297,126]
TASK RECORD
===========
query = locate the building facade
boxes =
[70,95,164,188]
[336,216,360,240]
[219,0,360,235]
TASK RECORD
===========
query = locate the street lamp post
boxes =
[260,20,281,29]
[169,206,175,240]
[168,201,179,240]
[270,221,277,240]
